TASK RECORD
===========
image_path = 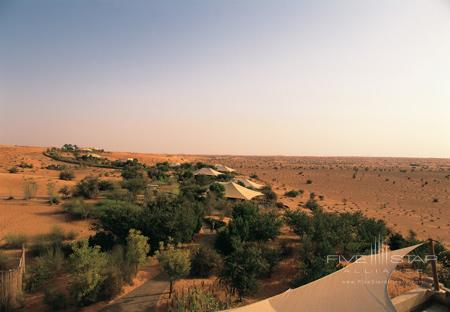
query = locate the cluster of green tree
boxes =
[90,193,204,252]
[285,208,388,286]
[25,229,149,309]
[44,147,119,169]
[213,202,283,299]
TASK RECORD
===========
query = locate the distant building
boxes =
[118,157,136,163]
[85,153,102,159]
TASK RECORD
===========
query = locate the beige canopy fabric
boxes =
[216,164,236,173]
[235,178,265,190]
[194,167,222,176]
[220,182,264,200]
[225,244,423,312]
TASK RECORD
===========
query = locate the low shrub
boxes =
[23,179,38,200]
[46,164,64,171]
[26,247,64,292]
[47,182,60,205]
[59,168,75,181]
[306,179,313,184]
[44,288,68,311]
[58,186,72,199]
[8,166,18,173]
[169,286,228,311]
[74,176,99,199]
[284,190,299,197]
[18,162,33,169]
[62,199,93,219]
[3,233,28,248]
[98,180,116,191]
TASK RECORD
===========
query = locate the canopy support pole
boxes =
[428,238,440,292]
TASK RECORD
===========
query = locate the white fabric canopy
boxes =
[194,167,222,176]
[216,164,236,173]
[225,244,422,312]
[220,182,264,200]
[236,178,265,190]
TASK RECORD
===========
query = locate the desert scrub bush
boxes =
[74,176,99,199]
[169,286,228,311]
[261,186,277,205]
[62,198,93,219]
[23,178,38,200]
[44,288,68,311]
[306,179,312,184]
[18,161,33,168]
[30,226,68,255]
[46,164,64,170]
[59,168,75,181]
[58,185,71,199]
[26,247,64,292]
[47,182,60,205]
[284,190,299,197]
[98,179,116,191]
[190,246,222,278]
[8,166,18,173]
[305,193,319,211]
[3,233,28,248]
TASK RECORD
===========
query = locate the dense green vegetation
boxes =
[15,152,450,310]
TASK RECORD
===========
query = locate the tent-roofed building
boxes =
[194,167,222,176]
[224,244,434,312]
[220,182,263,200]
[236,178,265,190]
[216,164,235,173]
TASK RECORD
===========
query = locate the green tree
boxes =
[74,176,99,199]
[156,243,191,298]
[220,244,269,300]
[139,194,203,251]
[69,240,108,306]
[126,229,150,275]
[209,183,225,198]
[215,201,282,255]
[190,246,222,278]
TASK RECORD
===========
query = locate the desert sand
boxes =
[0,145,448,246]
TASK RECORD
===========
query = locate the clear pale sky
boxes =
[1,0,449,157]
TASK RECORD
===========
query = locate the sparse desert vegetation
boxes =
[0,145,449,311]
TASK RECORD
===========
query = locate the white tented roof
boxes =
[194,167,222,176]
[216,164,236,173]
[225,244,422,312]
[236,178,265,190]
[220,182,264,200]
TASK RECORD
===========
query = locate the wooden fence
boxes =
[0,247,25,310]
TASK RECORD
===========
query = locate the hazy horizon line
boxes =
[2,143,449,160]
